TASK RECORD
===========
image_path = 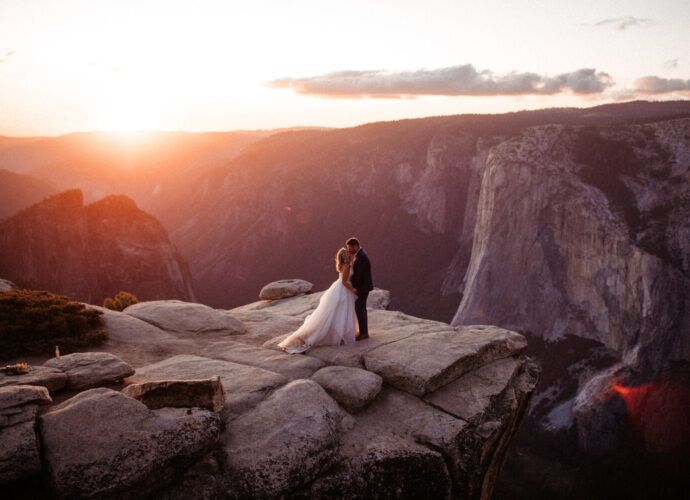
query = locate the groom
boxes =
[346,237,374,341]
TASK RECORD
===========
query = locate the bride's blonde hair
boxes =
[335,247,350,272]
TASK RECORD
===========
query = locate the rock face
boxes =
[39,388,223,499]
[0,189,196,304]
[43,352,135,390]
[452,121,690,373]
[443,119,690,463]
[0,385,52,484]
[259,279,315,300]
[121,376,225,412]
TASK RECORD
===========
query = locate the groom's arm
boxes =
[351,258,362,289]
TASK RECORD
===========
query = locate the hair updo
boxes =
[335,247,350,272]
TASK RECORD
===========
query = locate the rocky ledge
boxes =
[0,284,538,499]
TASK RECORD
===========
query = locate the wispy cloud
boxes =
[635,76,690,94]
[0,48,15,64]
[593,16,653,30]
[266,65,613,99]
[664,58,678,70]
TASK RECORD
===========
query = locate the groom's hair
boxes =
[346,237,360,247]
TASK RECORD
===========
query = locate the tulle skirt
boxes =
[278,277,357,353]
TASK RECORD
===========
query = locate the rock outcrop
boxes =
[122,292,538,498]
[0,286,538,498]
[0,190,196,304]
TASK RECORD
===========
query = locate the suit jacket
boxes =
[352,248,374,295]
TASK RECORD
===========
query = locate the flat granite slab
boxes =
[424,357,521,423]
[199,341,325,380]
[363,325,527,396]
[263,309,449,368]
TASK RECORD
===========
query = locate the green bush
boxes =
[103,291,139,312]
[0,290,108,359]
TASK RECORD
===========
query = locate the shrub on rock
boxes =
[0,290,107,358]
[103,291,139,311]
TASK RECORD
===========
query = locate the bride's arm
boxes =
[341,264,357,295]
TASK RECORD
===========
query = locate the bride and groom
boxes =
[278,237,374,354]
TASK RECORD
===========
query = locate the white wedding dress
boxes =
[278,269,357,353]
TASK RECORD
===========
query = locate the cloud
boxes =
[634,76,690,94]
[0,48,15,63]
[664,59,678,69]
[594,16,652,30]
[266,65,613,99]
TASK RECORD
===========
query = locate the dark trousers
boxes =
[355,291,369,337]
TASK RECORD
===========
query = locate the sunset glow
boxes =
[1,0,688,136]
[613,381,690,454]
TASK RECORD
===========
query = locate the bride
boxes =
[278,247,358,354]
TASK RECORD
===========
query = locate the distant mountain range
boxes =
[0,190,195,304]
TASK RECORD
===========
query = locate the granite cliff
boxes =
[0,190,196,304]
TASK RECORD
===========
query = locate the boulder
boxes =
[363,325,527,396]
[424,357,521,423]
[39,388,222,499]
[223,379,350,498]
[44,352,135,390]
[367,287,391,310]
[0,278,18,291]
[311,365,382,412]
[123,300,247,336]
[259,279,315,300]
[0,384,52,411]
[0,366,67,393]
[199,341,325,380]
[121,376,225,412]
[131,355,286,417]
[0,420,41,484]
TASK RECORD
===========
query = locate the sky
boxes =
[0,0,688,136]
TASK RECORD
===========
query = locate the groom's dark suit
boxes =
[351,248,374,337]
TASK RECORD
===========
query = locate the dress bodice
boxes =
[339,267,354,283]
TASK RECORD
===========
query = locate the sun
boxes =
[95,88,168,132]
